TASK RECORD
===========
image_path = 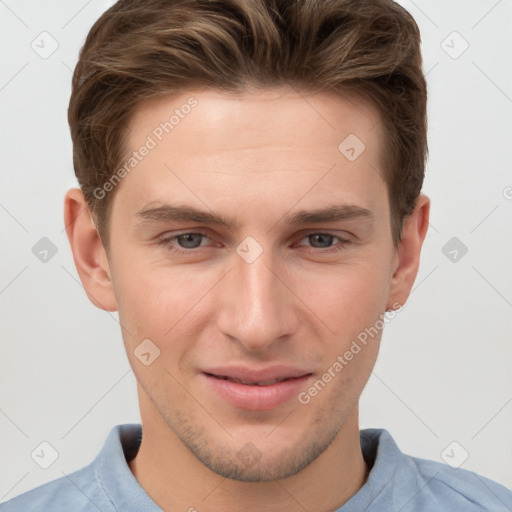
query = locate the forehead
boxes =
[127,86,383,159]
[113,86,387,221]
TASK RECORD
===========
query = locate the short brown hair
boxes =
[68,0,427,251]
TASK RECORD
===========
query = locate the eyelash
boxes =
[157,231,351,255]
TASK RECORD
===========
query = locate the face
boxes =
[103,86,401,481]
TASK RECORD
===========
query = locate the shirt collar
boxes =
[96,424,399,511]
[97,423,162,511]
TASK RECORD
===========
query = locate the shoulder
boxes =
[0,464,114,512]
[0,423,143,512]
[360,429,512,511]
[406,454,512,510]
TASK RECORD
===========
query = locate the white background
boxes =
[1,0,511,502]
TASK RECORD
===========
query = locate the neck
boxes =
[129,390,368,512]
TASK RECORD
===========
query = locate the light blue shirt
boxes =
[1,423,511,511]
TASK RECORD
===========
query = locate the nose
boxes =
[216,244,299,352]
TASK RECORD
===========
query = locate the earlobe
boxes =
[63,188,118,312]
[386,194,430,310]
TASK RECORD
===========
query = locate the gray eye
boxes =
[176,233,204,248]
[308,234,334,248]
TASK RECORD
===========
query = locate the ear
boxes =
[386,194,430,310]
[63,188,117,312]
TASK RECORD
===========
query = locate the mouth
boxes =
[204,373,298,386]
[201,369,313,411]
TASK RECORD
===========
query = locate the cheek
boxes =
[290,258,391,339]
[112,257,215,352]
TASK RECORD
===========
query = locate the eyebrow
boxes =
[135,204,236,228]
[287,204,373,225]
[134,203,373,228]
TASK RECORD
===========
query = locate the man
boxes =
[2,0,511,510]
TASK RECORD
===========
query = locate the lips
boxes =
[208,374,291,386]
[202,365,311,385]
[201,365,313,410]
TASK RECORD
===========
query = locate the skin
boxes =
[64,85,429,512]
